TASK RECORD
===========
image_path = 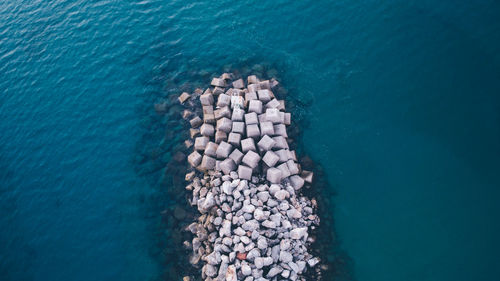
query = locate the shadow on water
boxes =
[132,56,355,280]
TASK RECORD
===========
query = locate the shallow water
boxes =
[1,0,500,280]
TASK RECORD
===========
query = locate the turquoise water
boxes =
[1,0,500,280]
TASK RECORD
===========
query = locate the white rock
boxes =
[274,190,289,201]
[279,251,293,263]
[289,175,305,190]
[290,227,307,240]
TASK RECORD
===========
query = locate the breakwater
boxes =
[179,73,322,280]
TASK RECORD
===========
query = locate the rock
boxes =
[242,150,261,169]
[266,167,282,184]
[199,192,215,213]
[275,149,291,163]
[254,257,273,269]
[217,117,233,133]
[200,123,215,137]
[257,135,275,151]
[237,252,248,261]
[238,165,253,180]
[241,138,256,152]
[288,261,299,273]
[241,204,255,213]
[206,251,221,265]
[289,175,305,190]
[219,220,232,237]
[220,158,237,175]
[267,266,283,278]
[225,265,237,281]
[190,116,203,128]
[188,151,202,167]
[231,96,244,108]
[232,107,245,121]
[262,220,276,229]
[246,124,260,139]
[277,162,291,178]
[257,237,267,249]
[203,264,217,277]
[307,257,320,267]
[216,141,233,159]
[253,208,267,221]
[247,75,259,84]
[229,148,244,165]
[274,190,289,201]
[248,100,263,114]
[233,78,245,89]
[265,98,280,109]
[271,136,288,149]
[178,92,191,104]
[194,136,209,151]
[228,132,241,147]
[284,112,291,125]
[286,160,300,175]
[290,227,307,240]
[301,170,313,184]
[204,141,218,157]
[242,219,259,232]
[279,250,293,263]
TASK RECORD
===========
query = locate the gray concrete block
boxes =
[301,170,313,184]
[228,132,241,147]
[178,92,191,104]
[200,123,215,137]
[216,117,232,133]
[272,136,289,150]
[244,112,258,125]
[257,135,276,151]
[265,98,280,109]
[200,155,216,171]
[232,107,245,121]
[202,105,214,115]
[287,160,300,175]
[231,121,245,134]
[221,73,233,80]
[188,151,202,167]
[246,124,260,139]
[277,100,285,111]
[262,151,279,167]
[260,121,274,136]
[284,112,291,125]
[204,141,218,157]
[200,93,214,106]
[242,150,261,169]
[190,128,200,139]
[220,158,236,175]
[258,113,267,123]
[247,75,259,84]
[273,124,288,137]
[257,89,272,102]
[213,87,224,95]
[289,175,305,190]
[211,78,226,87]
[241,138,256,153]
[266,167,282,184]
[231,96,244,109]
[275,149,291,163]
[229,148,244,165]
[190,116,203,128]
[194,136,209,151]
[248,83,260,93]
[259,80,270,90]
[248,100,263,114]
[277,162,291,178]
[203,113,215,124]
[217,93,231,107]
[232,78,245,89]
[238,165,253,180]
[245,91,258,102]
[216,141,232,159]
[289,150,297,161]
[214,106,231,119]
[279,112,286,124]
[215,131,227,144]
[265,108,280,123]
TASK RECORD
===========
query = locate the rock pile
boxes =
[180,73,320,281]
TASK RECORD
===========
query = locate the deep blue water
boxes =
[1,0,500,281]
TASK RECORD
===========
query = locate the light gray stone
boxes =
[228,132,241,147]
[232,107,245,121]
[232,121,245,134]
[257,135,275,151]
[265,108,280,123]
[274,190,289,201]
[194,136,209,151]
[217,93,231,107]
[245,91,258,102]
[215,130,227,143]
[272,136,289,149]
[200,155,216,171]
[190,116,203,128]
[248,100,263,114]
[178,92,191,104]
[266,167,282,184]
[238,165,253,180]
[275,149,291,163]
[200,123,215,136]
[286,160,299,175]
[200,93,214,105]
[273,124,288,137]
[279,251,293,263]
[187,151,202,167]
[247,75,259,84]
[262,151,279,167]
[259,121,274,136]
[246,124,260,139]
[244,112,258,125]
[232,78,245,89]
[265,99,280,109]
[229,148,244,165]
[220,158,236,175]
[241,138,256,152]
[217,117,232,133]
[289,175,305,190]
[204,141,218,157]
[211,77,226,87]
[290,227,307,240]
[277,162,291,178]
[242,150,261,169]
[257,89,272,102]
[216,141,232,159]
[267,267,283,278]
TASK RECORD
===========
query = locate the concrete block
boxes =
[213,87,224,95]
[216,117,232,133]
[265,108,281,123]
[202,105,214,115]
[242,150,261,169]
[215,131,227,143]
[273,124,288,137]
[277,162,291,178]
[204,142,218,157]
[188,151,202,167]
[190,128,200,139]
[277,100,286,111]
[230,96,244,109]
[265,99,280,109]
[246,124,260,139]
[232,121,245,134]
[289,150,297,161]
[229,149,244,165]
[270,78,279,88]
[217,93,231,107]
[232,107,245,121]
[272,136,289,150]
[232,78,245,89]
[262,151,279,167]
[221,73,233,80]
[228,132,241,147]
[287,160,300,175]
[216,141,232,159]
[257,89,272,102]
[245,91,258,102]
[275,149,290,163]
[279,112,285,123]
[200,93,214,106]
[289,175,305,190]
[238,165,253,180]
[211,78,226,87]
[257,135,276,151]
[214,106,231,119]
[215,160,221,171]
[220,158,236,175]
[284,112,291,125]
[194,136,209,151]
[203,113,215,124]
[247,75,259,84]
[200,155,216,171]
[259,80,270,90]
[244,112,258,125]
[190,116,203,128]
[258,113,267,123]
[182,110,192,120]
[248,83,260,93]
[241,138,256,153]
[200,123,215,137]
[267,167,282,184]
[301,170,313,184]
[259,121,274,136]
[248,100,263,114]
[178,92,191,104]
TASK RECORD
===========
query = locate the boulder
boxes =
[284,112,291,125]
[272,136,289,149]
[232,78,245,89]
[231,121,245,134]
[267,167,282,184]
[216,141,232,159]
[200,123,215,136]
[220,158,236,175]
[275,149,291,163]
[247,83,260,93]
[238,165,253,180]
[216,117,232,133]
[178,92,191,104]
[247,75,259,84]
[246,124,260,139]
[229,149,244,165]
[259,80,270,90]
[257,89,272,102]
[203,113,215,124]
[259,121,274,136]
[188,151,202,167]
[242,150,261,169]
[277,162,291,178]
[286,160,300,175]
[301,170,314,183]
[227,132,241,147]
[190,128,200,139]
[202,105,214,115]
[262,151,279,167]
[204,142,218,157]
[257,135,276,151]
[245,91,258,102]
[290,227,308,240]
[248,100,263,114]
[244,112,258,125]
[194,136,209,151]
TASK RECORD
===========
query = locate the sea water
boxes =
[1,0,499,281]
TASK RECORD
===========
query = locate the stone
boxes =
[262,151,279,167]
[216,141,232,159]
[200,123,215,136]
[279,251,293,263]
[228,132,241,147]
[265,98,280,109]
[266,168,282,184]
[178,92,191,104]
[248,100,263,114]
[259,80,270,89]
[273,124,288,137]
[225,265,237,281]
[241,138,256,153]
[188,151,202,167]
[232,121,245,134]
[242,150,261,169]
[267,267,283,278]
[211,77,226,87]
[229,149,244,165]
[257,237,267,249]
[244,112,258,125]
[200,93,214,105]
[238,165,253,180]
[262,220,276,228]
[247,75,259,84]
[257,135,275,151]
[213,87,224,95]
[200,155,216,171]
[217,93,231,107]
[203,264,217,277]
[231,107,245,121]
[265,108,280,123]
[215,131,227,143]
[232,78,245,89]
[190,116,203,128]
[286,160,300,175]
[259,121,274,136]
[274,190,289,201]
[257,89,272,102]
[289,175,305,190]
[254,208,267,221]
[203,113,215,124]
[220,158,236,175]
[214,106,231,119]
[221,73,233,80]
[255,257,273,269]
[194,136,209,151]
[204,142,218,157]
[246,124,260,139]
[307,257,320,267]
[290,227,307,240]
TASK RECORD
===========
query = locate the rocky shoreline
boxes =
[179,73,321,281]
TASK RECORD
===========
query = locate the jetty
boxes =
[179,73,320,281]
